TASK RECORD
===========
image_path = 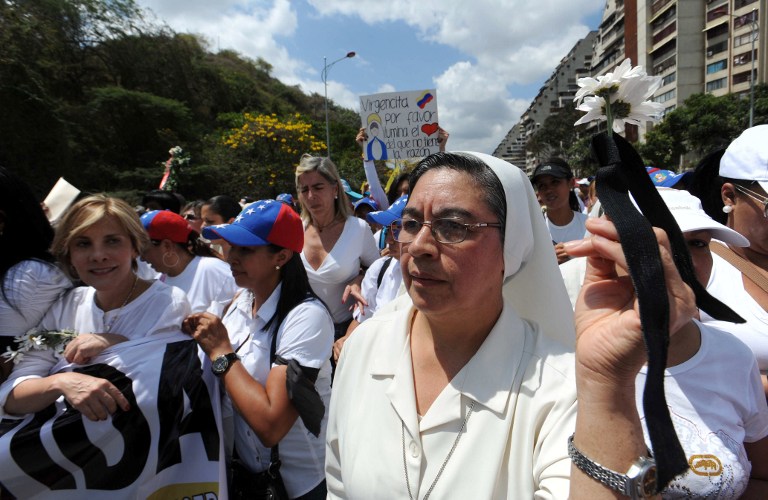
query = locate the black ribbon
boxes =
[591,132,743,490]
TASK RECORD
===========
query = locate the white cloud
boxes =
[135,0,604,152]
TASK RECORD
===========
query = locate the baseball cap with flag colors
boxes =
[202,200,303,253]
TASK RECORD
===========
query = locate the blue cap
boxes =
[276,193,294,205]
[340,179,363,201]
[202,200,303,253]
[366,195,408,226]
[645,167,691,188]
[354,197,379,212]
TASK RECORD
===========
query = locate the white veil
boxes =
[460,152,576,348]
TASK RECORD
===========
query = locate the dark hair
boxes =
[142,189,181,213]
[174,231,217,258]
[387,172,410,205]
[182,200,205,217]
[203,195,241,221]
[688,149,727,224]
[262,247,329,335]
[568,190,581,212]
[409,152,506,245]
[0,166,57,309]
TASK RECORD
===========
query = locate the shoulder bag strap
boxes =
[269,322,281,469]
[711,241,768,293]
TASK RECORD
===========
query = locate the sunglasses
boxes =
[734,184,768,218]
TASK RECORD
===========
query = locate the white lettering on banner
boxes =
[0,336,225,499]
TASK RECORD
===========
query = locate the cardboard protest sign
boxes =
[359,89,439,161]
[43,178,80,224]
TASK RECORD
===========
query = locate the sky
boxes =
[135,0,607,154]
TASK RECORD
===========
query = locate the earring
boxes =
[722,205,733,214]
[275,265,281,270]
[162,252,180,268]
[334,195,338,200]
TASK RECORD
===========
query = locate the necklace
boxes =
[102,274,139,333]
[314,218,341,233]
[402,400,475,500]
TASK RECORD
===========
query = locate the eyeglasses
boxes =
[735,184,768,218]
[183,213,199,221]
[390,218,502,244]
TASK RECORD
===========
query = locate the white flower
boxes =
[169,146,183,156]
[574,58,663,132]
[3,346,24,364]
[2,329,78,365]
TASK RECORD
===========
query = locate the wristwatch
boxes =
[211,353,239,376]
[568,434,658,499]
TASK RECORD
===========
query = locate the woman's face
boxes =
[725,183,768,256]
[69,216,137,291]
[183,209,203,232]
[201,204,226,228]
[298,171,338,218]
[141,240,170,274]
[684,230,714,287]
[227,244,281,291]
[534,175,571,212]
[400,168,504,319]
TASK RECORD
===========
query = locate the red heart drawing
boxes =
[421,123,439,136]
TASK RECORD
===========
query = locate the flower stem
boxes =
[605,96,613,135]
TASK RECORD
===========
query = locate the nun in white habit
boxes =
[325,152,694,499]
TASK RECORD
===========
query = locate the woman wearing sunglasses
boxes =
[690,125,768,397]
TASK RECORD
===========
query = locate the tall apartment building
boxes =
[491,122,527,167]
[492,31,596,174]
[703,0,765,99]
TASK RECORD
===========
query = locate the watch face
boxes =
[640,465,658,496]
[212,355,229,375]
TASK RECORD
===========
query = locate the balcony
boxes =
[652,21,677,45]
[651,0,674,17]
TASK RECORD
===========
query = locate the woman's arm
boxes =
[6,372,130,421]
[184,312,300,447]
[356,128,389,210]
[565,218,696,499]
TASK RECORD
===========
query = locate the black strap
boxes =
[376,257,393,288]
[590,132,743,490]
[269,322,281,470]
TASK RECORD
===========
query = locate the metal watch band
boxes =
[568,435,631,495]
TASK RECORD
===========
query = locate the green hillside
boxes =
[0,0,367,202]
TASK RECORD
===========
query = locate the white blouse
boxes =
[302,216,380,323]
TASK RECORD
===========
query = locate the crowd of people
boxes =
[1,125,768,499]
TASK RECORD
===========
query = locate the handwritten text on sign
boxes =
[359,89,439,161]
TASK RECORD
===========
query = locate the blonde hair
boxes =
[295,154,353,224]
[52,194,149,279]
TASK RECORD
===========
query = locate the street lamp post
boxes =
[322,51,356,159]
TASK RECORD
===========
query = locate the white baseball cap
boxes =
[656,188,749,247]
[720,125,768,194]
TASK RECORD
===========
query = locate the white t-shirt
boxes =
[0,280,190,416]
[222,285,333,498]
[701,252,768,372]
[302,216,380,323]
[635,321,768,499]
[352,256,402,323]
[0,260,71,338]
[545,211,588,244]
[162,256,237,314]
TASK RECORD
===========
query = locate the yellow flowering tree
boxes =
[221,112,325,197]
